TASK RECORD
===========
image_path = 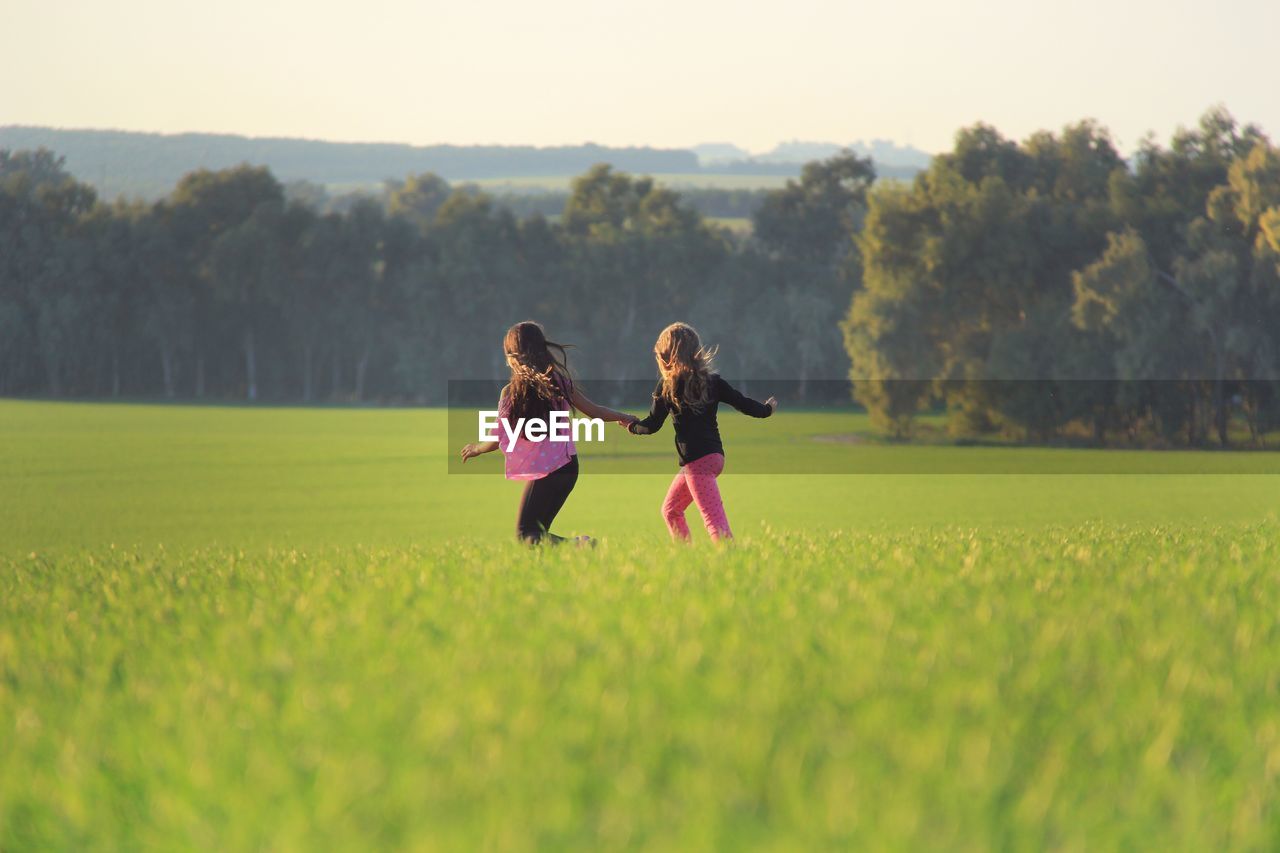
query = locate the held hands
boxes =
[616,413,638,432]
[621,415,654,436]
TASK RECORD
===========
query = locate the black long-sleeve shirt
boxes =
[628,374,772,465]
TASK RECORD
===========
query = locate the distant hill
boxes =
[753,139,932,169]
[0,126,930,201]
[0,127,702,200]
[691,143,754,165]
[691,138,931,181]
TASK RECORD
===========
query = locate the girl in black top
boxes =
[626,322,776,541]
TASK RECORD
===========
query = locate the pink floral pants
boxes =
[662,453,732,541]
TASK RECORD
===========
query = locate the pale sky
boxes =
[3,0,1276,155]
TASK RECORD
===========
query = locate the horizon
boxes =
[4,0,1276,156]
[3,115,1267,162]
[0,120,937,157]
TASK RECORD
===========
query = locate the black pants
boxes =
[516,455,578,543]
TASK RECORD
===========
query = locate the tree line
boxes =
[289,180,774,223]
[4,107,1278,449]
[0,148,869,403]
[847,108,1280,447]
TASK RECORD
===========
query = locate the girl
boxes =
[625,322,777,541]
[460,321,635,544]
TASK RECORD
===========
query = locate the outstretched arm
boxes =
[716,377,777,418]
[571,387,636,425]
[460,441,499,462]
[463,388,512,461]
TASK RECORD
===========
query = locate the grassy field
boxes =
[3,400,1279,848]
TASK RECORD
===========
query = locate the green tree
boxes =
[136,203,195,398]
[1075,124,1280,446]
[754,151,875,395]
[209,201,287,400]
[561,165,728,380]
[0,149,98,395]
[848,121,1129,440]
[169,165,284,397]
[387,173,452,234]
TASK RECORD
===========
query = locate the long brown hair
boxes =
[654,322,716,412]
[502,321,573,421]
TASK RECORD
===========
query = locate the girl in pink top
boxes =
[460,321,635,544]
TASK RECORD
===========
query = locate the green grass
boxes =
[2,400,1279,848]
[6,399,1278,554]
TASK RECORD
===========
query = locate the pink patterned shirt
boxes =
[497,374,577,481]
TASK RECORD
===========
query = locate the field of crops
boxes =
[3,401,1278,848]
